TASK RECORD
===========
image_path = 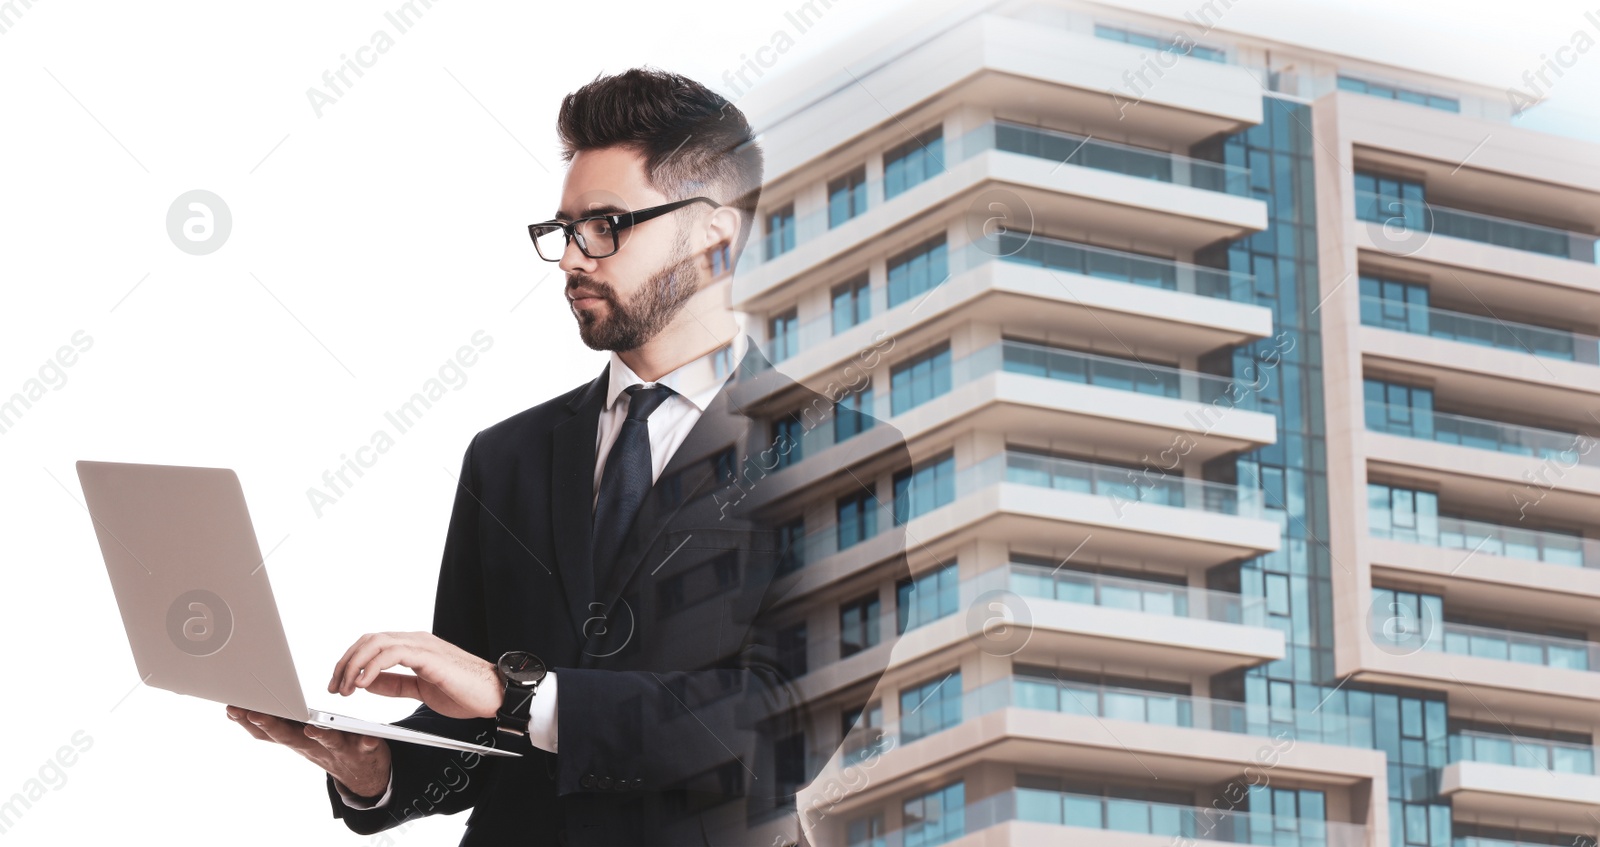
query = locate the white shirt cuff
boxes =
[530,670,558,754]
[334,767,393,809]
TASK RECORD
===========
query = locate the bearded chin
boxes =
[576,250,700,352]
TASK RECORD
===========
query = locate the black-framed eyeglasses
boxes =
[527,197,721,261]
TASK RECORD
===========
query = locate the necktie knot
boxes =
[623,383,674,422]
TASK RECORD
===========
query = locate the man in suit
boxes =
[227,68,910,846]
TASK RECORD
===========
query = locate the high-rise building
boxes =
[728,2,1600,845]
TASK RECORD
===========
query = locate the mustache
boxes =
[565,274,615,301]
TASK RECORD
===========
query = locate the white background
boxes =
[0,1,1594,844]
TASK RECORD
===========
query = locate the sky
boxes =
[0,1,1593,845]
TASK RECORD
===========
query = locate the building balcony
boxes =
[793,561,1284,702]
[1440,760,1600,833]
[805,678,1380,845]
[1359,294,1600,365]
[742,241,1273,400]
[808,784,1369,847]
[1358,327,1600,426]
[777,450,1279,597]
[759,338,1277,489]
[1365,401,1599,467]
[1355,189,1599,265]
[1356,607,1600,723]
[1449,729,1595,776]
[735,122,1267,303]
[1366,519,1600,633]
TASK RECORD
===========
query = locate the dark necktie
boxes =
[591,383,675,597]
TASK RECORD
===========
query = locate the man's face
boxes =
[556,146,704,352]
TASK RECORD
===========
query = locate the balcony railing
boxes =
[1006,559,1266,626]
[1378,611,1600,670]
[1439,620,1598,671]
[1370,512,1599,569]
[779,450,1264,572]
[766,337,1263,473]
[761,239,1257,361]
[800,562,1271,683]
[743,120,1254,266]
[978,120,1253,196]
[1360,293,1600,364]
[1449,728,1596,774]
[1365,401,1599,466]
[837,674,1373,771]
[1356,189,1599,263]
[1007,788,1366,847]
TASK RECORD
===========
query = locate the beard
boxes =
[568,239,701,352]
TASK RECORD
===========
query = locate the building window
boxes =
[842,701,887,765]
[845,812,886,847]
[839,592,881,657]
[1353,171,1427,233]
[893,451,956,525]
[903,780,964,846]
[1367,481,1439,544]
[890,341,952,416]
[1094,23,1225,62]
[831,273,871,334]
[768,307,799,362]
[1338,75,1460,112]
[897,561,959,634]
[708,241,732,276]
[1358,274,1430,334]
[774,730,807,794]
[835,386,876,444]
[777,515,805,574]
[765,203,796,258]
[777,620,808,677]
[770,414,804,469]
[900,671,962,744]
[1364,378,1434,439]
[884,126,945,200]
[837,486,879,550]
[886,235,949,309]
[828,166,869,227]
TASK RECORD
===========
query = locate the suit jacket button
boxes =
[631,777,643,789]
[580,773,596,788]
[598,776,613,790]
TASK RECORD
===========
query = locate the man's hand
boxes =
[225,706,392,799]
[329,631,502,721]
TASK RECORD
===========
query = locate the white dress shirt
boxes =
[337,334,748,810]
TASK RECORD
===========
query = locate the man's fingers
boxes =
[363,670,424,701]
[247,713,322,753]
[329,633,379,694]
[341,642,429,696]
[227,708,273,742]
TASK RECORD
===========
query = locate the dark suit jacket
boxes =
[326,338,910,846]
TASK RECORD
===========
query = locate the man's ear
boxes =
[702,205,742,255]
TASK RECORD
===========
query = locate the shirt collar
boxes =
[604,333,749,414]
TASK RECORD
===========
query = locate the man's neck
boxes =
[617,314,739,382]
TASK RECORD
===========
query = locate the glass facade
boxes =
[900,671,962,744]
[829,166,869,227]
[896,561,958,633]
[892,451,956,524]
[889,341,952,415]
[884,127,945,200]
[886,235,949,309]
[1203,99,1455,846]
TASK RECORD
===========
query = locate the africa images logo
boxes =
[166,590,234,657]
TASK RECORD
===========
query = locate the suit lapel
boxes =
[551,365,608,645]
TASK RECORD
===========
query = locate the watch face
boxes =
[500,651,546,685]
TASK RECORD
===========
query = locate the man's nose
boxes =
[559,236,598,275]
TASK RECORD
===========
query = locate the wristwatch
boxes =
[494,650,548,737]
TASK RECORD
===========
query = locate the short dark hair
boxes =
[556,67,764,263]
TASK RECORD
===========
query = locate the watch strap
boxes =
[496,680,538,735]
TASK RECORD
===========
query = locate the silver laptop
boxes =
[76,460,518,758]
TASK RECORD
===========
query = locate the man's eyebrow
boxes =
[554,204,628,220]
